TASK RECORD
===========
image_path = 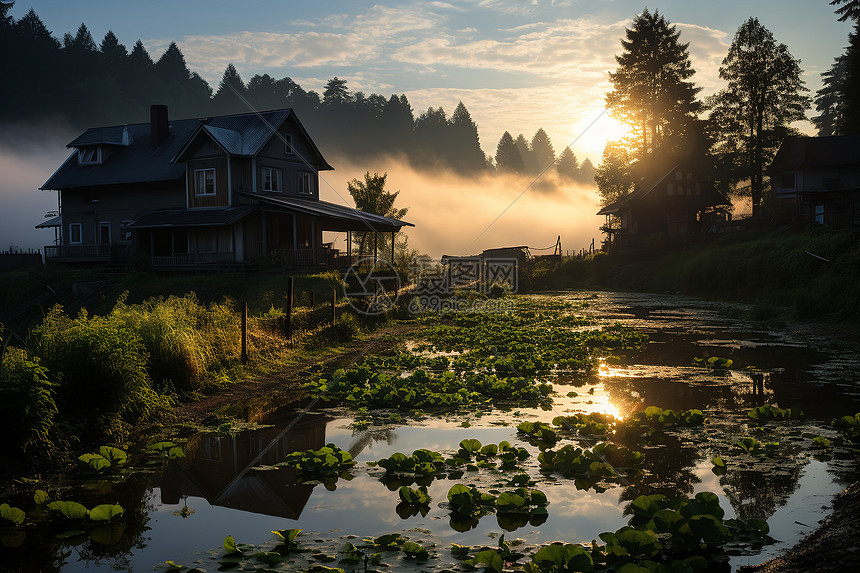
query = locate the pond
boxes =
[2,291,859,573]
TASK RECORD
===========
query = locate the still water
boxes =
[3,292,859,572]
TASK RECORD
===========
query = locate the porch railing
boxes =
[151,252,236,268]
[273,248,354,268]
[44,244,128,262]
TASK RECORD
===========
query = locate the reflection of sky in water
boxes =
[56,292,860,571]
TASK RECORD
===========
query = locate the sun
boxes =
[566,109,630,162]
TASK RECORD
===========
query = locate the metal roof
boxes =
[241,192,413,233]
[128,205,257,229]
[67,126,132,147]
[42,119,200,190]
[35,215,62,229]
[768,135,860,173]
[43,108,333,191]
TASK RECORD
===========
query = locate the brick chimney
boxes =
[150,104,169,146]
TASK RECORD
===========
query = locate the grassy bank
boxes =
[0,269,380,474]
[530,227,860,322]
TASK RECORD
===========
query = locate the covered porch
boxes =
[129,196,412,271]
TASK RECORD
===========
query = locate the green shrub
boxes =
[30,305,171,441]
[0,347,58,456]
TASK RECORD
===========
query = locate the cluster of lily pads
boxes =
[304,366,553,411]
[444,483,550,532]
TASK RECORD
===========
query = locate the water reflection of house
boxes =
[157,414,328,519]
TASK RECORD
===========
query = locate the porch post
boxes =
[261,212,268,254]
[311,218,317,265]
[373,232,378,266]
[292,213,297,251]
[391,231,395,264]
[347,230,352,262]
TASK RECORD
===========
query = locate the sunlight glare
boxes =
[567,109,630,161]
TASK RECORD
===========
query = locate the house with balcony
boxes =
[597,158,731,252]
[767,135,860,228]
[38,105,412,270]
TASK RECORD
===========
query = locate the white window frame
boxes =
[284,134,294,155]
[297,171,314,195]
[78,146,101,165]
[194,168,216,197]
[261,167,283,192]
[98,221,111,245]
[69,223,82,244]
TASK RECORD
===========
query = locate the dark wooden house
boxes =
[38,105,412,270]
[597,161,730,251]
[768,135,860,229]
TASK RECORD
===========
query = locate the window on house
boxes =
[695,183,701,195]
[666,183,673,195]
[675,171,683,181]
[297,172,314,195]
[69,223,82,244]
[78,146,101,165]
[261,167,283,192]
[780,173,796,189]
[120,221,133,241]
[284,134,294,155]
[194,168,216,196]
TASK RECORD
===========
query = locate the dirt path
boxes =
[177,321,419,423]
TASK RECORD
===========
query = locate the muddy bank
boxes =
[745,481,860,573]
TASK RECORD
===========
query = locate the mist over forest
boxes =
[0,4,602,255]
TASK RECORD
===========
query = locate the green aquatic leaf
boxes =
[47,501,89,520]
[89,504,124,521]
[165,561,184,571]
[402,541,429,559]
[0,503,25,526]
[98,446,127,465]
[223,535,242,556]
[33,490,49,505]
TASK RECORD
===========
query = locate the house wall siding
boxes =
[60,182,184,246]
[187,157,229,208]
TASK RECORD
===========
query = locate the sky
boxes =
[8,0,854,161]
[2,0,856,256]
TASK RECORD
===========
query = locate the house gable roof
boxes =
[768,135,860,173]
[172,109,334,169]
[42,108,333,191]
[597,162,729,216]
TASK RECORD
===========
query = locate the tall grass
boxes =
[0,347,58,460]
[109,293,240,393]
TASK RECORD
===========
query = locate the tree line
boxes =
[595,3,860,219]
[0,3,595,181]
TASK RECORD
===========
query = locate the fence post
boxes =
[286,276,294,340]
[331,289,336,327]
[241,302,248,363]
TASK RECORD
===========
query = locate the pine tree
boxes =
[447,101,486,173]
[605,9,701,156]
[556,147,579,180]
[831,0,860,21]
[155,41,191,84]
[578,158,596,184]
[814,54,848,136]
[348,172,408,259]
[514,134,535,173]
[323,77,350,105]
[495,131,524,172]
[99,31,127,63]
[213,63,247,114]
[530,128,556,172]
[708,18,809,217]
[63,23,96,52]
[840,24,860,134]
